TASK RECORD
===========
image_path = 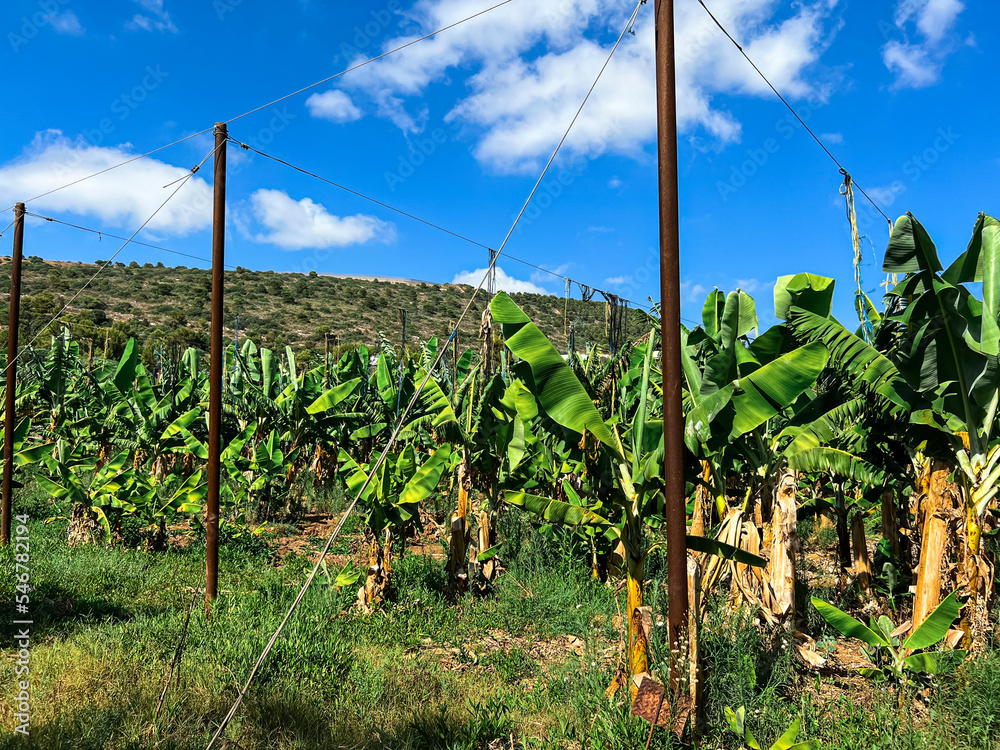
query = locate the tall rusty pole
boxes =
[206,124,227,610]
[1,203,25,546]
[655,0,689,678]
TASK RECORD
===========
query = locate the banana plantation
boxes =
[4,212,1000,749]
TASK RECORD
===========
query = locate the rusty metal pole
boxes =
[655,0,689,682]
[1,203,25,546]
[206,124,227,610]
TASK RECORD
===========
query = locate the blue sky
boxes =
[1,0,996,328]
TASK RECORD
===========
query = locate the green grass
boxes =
[2,491,999,749]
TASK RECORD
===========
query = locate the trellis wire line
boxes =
[203,3,644,745]
[222,0,512,126]
[696,0,892,228]
[14,2,510,216]
[2,146,214,377]
[21,212,236,269]
[228,136,660,315]
[0,218,16,238]
[20,200,668,319]
[229,138,491,250]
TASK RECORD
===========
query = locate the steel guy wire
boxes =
[695,0,892,228]
[17,130,213,209]
[21,212,236,269]
[2,145,215,378]
[203,2,645,745]
[230,137,491,250]
[225,137,661,317]
[11,1,511,216]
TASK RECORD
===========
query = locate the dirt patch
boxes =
[267,512,356,566]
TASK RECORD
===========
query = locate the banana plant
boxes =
[812,590,966,684]
[338,442,452,609]
[725,706,815,750]
[683,284,830,525]
[494,293,765,692]
[0,416,53,481]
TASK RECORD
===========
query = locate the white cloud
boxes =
[606,275,632,285]
[126,0,178,33]
[681,280,708,303]
[51,11,84,36]
[306,90,363,123]
[452,266,550,295]
[589,225,614,233]
[0,131,212,236]
[248,189,395,250]
[895,0,964,43]
[346,0,842,172]
[883,0,964,88]
[820,132,844,144]
[734,278,775,296]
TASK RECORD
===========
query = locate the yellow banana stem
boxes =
[626,553,648,694]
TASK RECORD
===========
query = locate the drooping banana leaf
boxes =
[787,447,885,485]
[491,292,615,449]
[729,342,829,438]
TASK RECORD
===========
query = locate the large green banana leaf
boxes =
[398,444,451,505]
[787,447,885,485]
[729,342,829,438]
[307,377,362,414]
[774,273,835,320]
[490,292,615,449]
[787,307,910,409]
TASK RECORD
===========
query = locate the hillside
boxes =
[0,257,654,368]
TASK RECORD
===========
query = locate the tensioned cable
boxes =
[696,0,892,227]
[227,136,659,314]
[17,130,213,208]
[0,219,16,237]
[230,138,491,250]
[10,2,511,214]
[20,202,663,319]
[2,146,216,377]
[21,212,236,269]
[203,2,645,746]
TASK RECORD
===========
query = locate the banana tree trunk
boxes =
[834,486,852,572]
[881,488,911,575]
[446,460,471,597]
[850,512,872,592]
[626,550,648,697]
[690,461,711,538]
[359,528,393,614]
[767,470,797,629]
[912,512,948,635]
